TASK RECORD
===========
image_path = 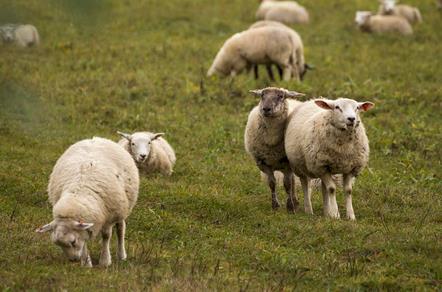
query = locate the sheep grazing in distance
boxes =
[378,0,422,24]
[207,26,300,81]
[35,137,139,267]
[256,1,309,25]
[355,11,413,35]
[245,87,305,212]
[118,131,176,176]
[0,24,40,47]
[285,98,374,220]
[248,21,313,81]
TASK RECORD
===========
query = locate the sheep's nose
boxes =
[263,107,271,113]
[347,117,355,123]
[140,154,147,159]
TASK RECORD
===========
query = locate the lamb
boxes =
[378,0,422,24]
[35,137,139,267]
[248,21,312,81]
[0,24,39,47]
[355,11,413,35]
[285,98,374,220]
[207,26,299,81]
[118,131,176,176]
[256,1,309,24]
[244,87,305,212]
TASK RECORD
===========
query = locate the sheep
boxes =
[285,98,374,220]
[256,1,309,24]
[207,26,299,81]
[248,21,313,81]
[244,87,305,212]
[355,11,413,35]
[118,131,176,176]
[0,24,39,47]
[35,137,139,267]
[378,0,422,24]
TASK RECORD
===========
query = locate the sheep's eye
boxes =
[335,106,340,110]
[71,240,76,247]
[131,142,135,146]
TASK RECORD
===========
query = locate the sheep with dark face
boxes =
[244,87,305,212]
[118,131,176,176]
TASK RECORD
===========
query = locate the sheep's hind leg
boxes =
[343,174,356,221]
[254,65,259,79]
[116,220,127,260]
[99,225,112,267]
[282,65,292,81]
[265,65,275,81]
[283,172,298,213]
[300,175,313,214]
[321,174,340,219]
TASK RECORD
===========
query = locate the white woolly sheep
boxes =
[378,0,422,24]
[285,98,374,220]
[248,21,312,81]
[118,131,176,176]
[355,11,413,35]
[256,1,309,24]
[207,26,299,81]
[0,24,40,47]
[35,137,139,267]
[245,87,305,212]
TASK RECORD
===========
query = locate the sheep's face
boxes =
[0,29,14,42]
[314,98,374,131]
[119,132,165,163]
[250,87,305,118]
[355,11,372,25]
[383,0,396,12]
[36,219,93,262]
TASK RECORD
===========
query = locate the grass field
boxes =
[0,0,441,290]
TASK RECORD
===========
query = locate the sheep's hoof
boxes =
[347,213,356,221]
[272,200,281,210]
[286,198,298,214]
[118,251,127,261]
[304,206,314,215]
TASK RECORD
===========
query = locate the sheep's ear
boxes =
[305,63,315,70]
[152,133,165,140]
[117,131,131,141]
[35,221,54,233]
[249,89,263,96]
[314,99,334,110]
[75,221,94,230]
[358,102,374,112]
[285,90,305,98]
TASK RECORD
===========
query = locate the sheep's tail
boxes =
[414,8,422,22]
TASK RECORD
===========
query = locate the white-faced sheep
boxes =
[35,137,139,267]
[285,98,374,220]
[118,131,176,176]
[378,0,422,24]
[207,26,300,81]
[0,24,39,47]
[248,21,313,81]
[256,1,309,25]
[245,87,305,212]
[355,11,413,35]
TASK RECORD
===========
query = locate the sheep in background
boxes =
[35,137,139,267]
[256,1,309,25]
[0,24,39,47]
[285,98,374,220]
[248,21,313,81]
[355,11,413,35]
[378,0,422,24]
[118,131,176,176]
[245,87,305,212]
[207,26,299,81]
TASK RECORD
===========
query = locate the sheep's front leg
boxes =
[343,174,356,221]
[300,175,313,214]
[282,65,292,81]
[116,220,127,260]
[80,242,92,267]
[254,65,259,79]
[265,65,275,81]
[321,174,340,219]
[99,225,112,267]
[283,172,298,213]
[259,164,280,210]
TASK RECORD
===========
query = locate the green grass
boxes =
[0,0,441,290]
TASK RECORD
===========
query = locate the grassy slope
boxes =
[0,0,441,290]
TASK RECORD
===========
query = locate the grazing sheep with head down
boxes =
[118,131,176,176]
[285,98,374,220]
[355,11,413,35]
[35,137,139,267]
[207,26,299,81]
[245,87,305,212]
[378,0,422,24]
[0,24,39,47]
